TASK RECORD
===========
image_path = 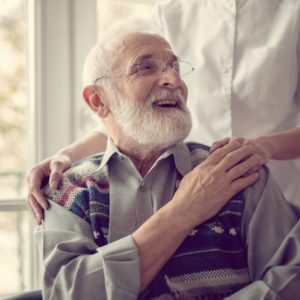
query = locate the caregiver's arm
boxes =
[210,127,300,164]
[27,130,106,223]
[256,127,300,160]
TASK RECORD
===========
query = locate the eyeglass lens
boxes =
[137,59,193,77]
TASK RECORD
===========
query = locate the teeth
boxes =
[154,99,177,106]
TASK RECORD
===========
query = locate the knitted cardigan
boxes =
[43,143,250,299]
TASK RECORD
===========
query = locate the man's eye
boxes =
[138,62,157,74]
[173,62,180,73]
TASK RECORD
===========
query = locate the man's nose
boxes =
[157,67,183,89]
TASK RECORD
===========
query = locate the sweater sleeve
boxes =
[35,202,141,300]
[226,166,300,299]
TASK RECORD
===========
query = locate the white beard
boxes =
[108,87,192,149]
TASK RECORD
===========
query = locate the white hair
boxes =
[82,19,158,88]
[82,43,112,88]
[108,86,192,148]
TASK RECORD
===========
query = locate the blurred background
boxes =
[0,0,160,295]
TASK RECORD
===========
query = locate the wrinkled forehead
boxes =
[107,32,177,67]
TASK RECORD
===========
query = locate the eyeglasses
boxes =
[93,58,194,84]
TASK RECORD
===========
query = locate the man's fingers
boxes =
[242,166,260,177]
[219,145,261,171]
[230,171,259,195]
[226,154,261,180]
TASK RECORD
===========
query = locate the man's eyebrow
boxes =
[133,54,153,64]
[140,54,153,60]
[134,53,179,64]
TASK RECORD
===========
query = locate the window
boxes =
[0,1,27,200]
[0,0,99,295]
[0,0,162,296]
[0,0,30,295]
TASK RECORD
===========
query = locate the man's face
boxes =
[104,32,192,148]
[110,32,188,105]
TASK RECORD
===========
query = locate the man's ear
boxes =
[82,86,110,117]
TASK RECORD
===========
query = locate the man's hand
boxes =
[133,141,262,291]
[26,155,71,224]
[172,141,261,229]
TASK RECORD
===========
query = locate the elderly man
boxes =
[35,29,300,300]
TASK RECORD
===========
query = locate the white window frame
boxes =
[29,0,98,160]
[4,0,97,290]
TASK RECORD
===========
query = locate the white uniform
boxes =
[151,0,300,208]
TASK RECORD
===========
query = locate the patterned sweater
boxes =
[43,143,250,299]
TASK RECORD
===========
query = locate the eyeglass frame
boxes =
[93,58,195,85]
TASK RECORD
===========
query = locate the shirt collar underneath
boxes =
[96,137,192,176]
[97,137,121,171]
[159,142,192,176]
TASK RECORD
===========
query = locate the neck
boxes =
[130,151,163,177]
[115,137,165,177]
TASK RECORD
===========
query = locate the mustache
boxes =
[147,89,187,110]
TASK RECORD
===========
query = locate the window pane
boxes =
[0,211,30,295]
[0,0,28,199]
[0,0,30,295]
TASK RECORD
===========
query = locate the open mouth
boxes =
[153,99,178,108]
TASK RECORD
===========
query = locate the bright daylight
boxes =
[0,0,29,296]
